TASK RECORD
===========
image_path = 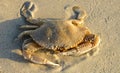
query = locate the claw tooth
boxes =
[46,60,60,66]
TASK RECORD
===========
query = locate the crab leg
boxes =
[17,30,33,40]
[20,1,45,26]
[20,1,36,19]
[20,25,39,29]
[65,6,87,25]
[72,6,87,21]
[22,39,60,66]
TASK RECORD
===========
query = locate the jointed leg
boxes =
[65,6,87,25]
[20,1,36,19]
[20,1,45,26]
[72,6,87,21]
[17,30,33,40]
[20,25,39,29]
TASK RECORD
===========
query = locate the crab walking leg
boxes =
[72,6,87,21]
[20,25,39,29]
[26,18,46,26]
[20,1,46,26]
[22,40,60,66]
[20,1,34,13]
[17,30,33,39]
[78,8,87,21]
[20,1,36,19]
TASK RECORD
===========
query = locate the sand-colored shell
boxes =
[17,1,101,66]
[30,20,90,50]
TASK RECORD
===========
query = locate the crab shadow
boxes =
[0,18,29,63]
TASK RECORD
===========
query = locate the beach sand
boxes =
[0,0,120,73]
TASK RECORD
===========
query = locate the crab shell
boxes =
[28,20,90,51]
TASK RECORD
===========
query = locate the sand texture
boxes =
[0,0,120,73]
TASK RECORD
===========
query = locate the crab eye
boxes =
[72,20,78,26]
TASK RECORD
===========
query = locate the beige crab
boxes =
[17,1,100,66]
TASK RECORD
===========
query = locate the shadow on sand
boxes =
[0,18,28,63]
[0,18,88,72]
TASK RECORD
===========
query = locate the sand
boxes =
[0,0,120,73]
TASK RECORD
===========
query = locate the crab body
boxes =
[17,1,100,66]
[30,20,90,51]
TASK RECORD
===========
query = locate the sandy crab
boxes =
[17,1,100,66]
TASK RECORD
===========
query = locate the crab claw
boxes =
[30,54,60,66]
[22,39,60,66]
[22,51,60,66]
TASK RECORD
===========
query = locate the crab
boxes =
[17,1,100,66]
